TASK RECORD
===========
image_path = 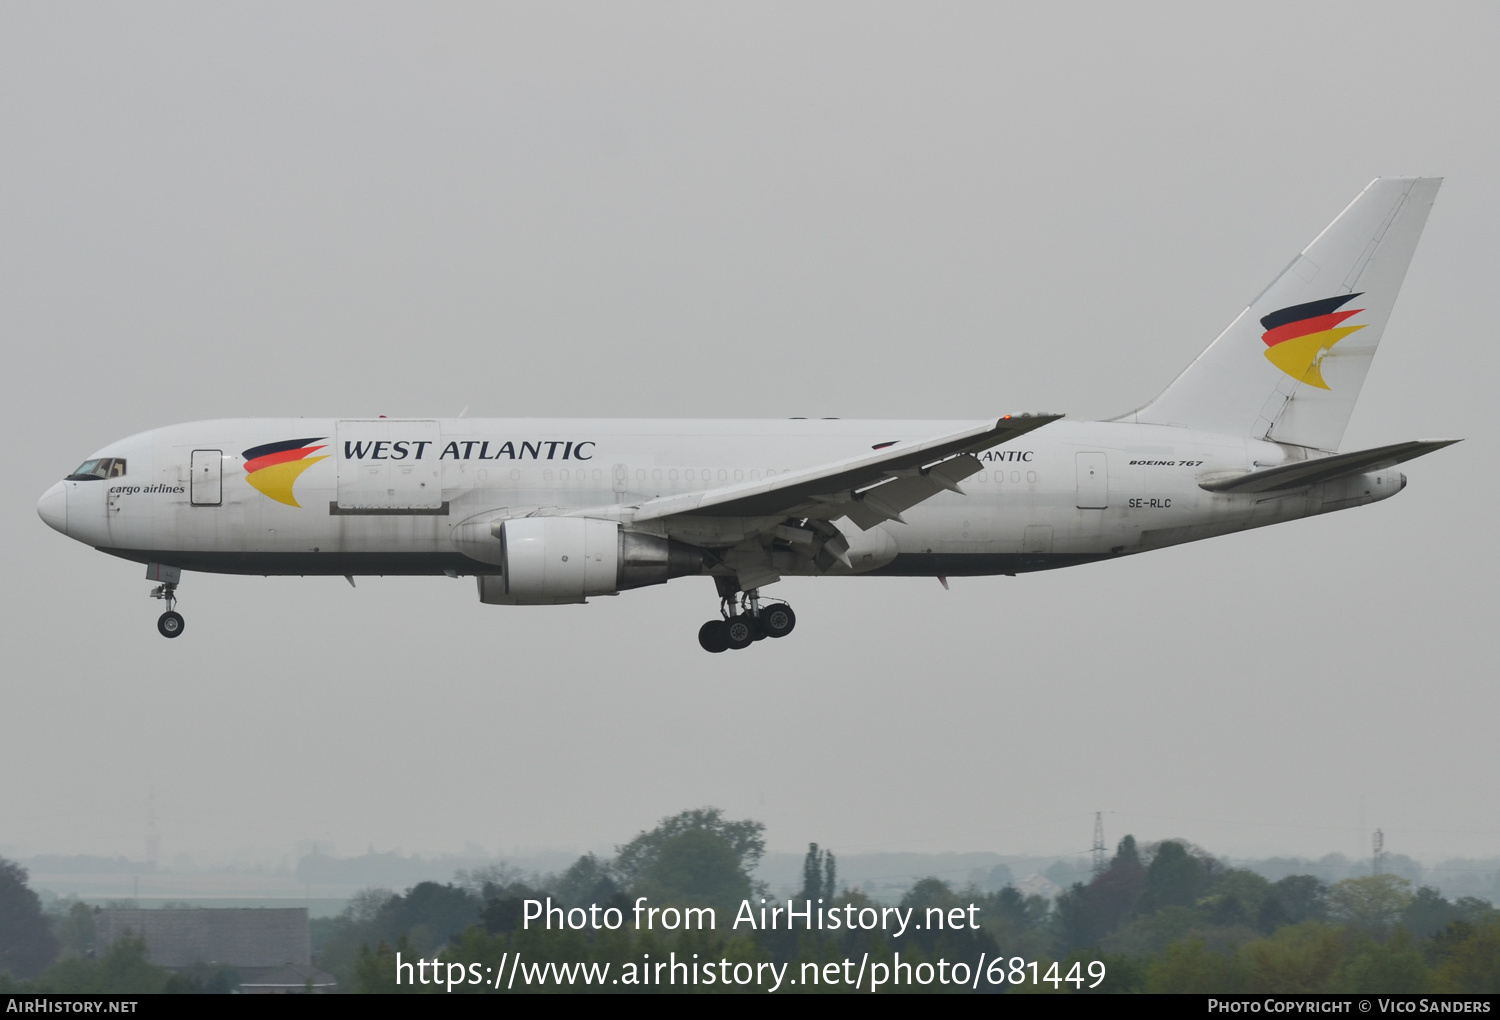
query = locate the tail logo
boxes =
[1260,293,1365,390]
[242,438,328,507]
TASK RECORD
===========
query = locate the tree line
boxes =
[320,812,1500,993]
[3,810,1498,993]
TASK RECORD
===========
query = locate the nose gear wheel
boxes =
[149,581,185,639]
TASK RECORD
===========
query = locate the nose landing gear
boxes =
[696,588,795,653]
[147,564,185,639]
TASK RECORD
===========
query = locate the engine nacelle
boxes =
[474,517,702,605]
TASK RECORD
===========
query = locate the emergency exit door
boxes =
[191,449,222,506]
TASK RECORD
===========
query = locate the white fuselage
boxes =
[38,416,1403,584]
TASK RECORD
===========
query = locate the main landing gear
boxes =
[697,588,796,653]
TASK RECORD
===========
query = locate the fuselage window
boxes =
[66,457,125,481]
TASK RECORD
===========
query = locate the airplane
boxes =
[37,177,1458,652]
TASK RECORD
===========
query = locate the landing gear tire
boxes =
[760,603,796,639]
[698,620,730,653]
[700,586,794,652]
[725,616,756,650]
[157,611,185,639]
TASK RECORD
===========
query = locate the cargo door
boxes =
[191,449,222,506]
[1075,451,1108,509]
[335,420,442,510]
[1022,524,1052,554]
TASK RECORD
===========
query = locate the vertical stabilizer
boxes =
[1129,178,1440,451]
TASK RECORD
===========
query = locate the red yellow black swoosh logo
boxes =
[242,437,327,507]
[1260,293,1365,390]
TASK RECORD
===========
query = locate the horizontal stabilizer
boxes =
[1199,439,1459,494]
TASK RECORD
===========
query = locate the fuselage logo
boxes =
[1260,293,1365,390]
[243,438,328,507]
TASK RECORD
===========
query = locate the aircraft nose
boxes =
[37,481,67,534]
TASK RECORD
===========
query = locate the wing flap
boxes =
[840,454,983,529]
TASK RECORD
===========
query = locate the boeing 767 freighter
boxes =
[38,178,1457,651]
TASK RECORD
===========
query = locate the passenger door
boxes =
[191,449,222,507]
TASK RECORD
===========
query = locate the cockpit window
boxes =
[66,458,126,481]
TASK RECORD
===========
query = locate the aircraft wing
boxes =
[629,413,1062,529]
[1198,439,1459,494]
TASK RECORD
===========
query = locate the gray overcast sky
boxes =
[3,2,1495,869]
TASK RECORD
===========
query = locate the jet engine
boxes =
[468,517,702,605]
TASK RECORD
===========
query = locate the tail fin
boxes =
[1130,177,1441,451]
